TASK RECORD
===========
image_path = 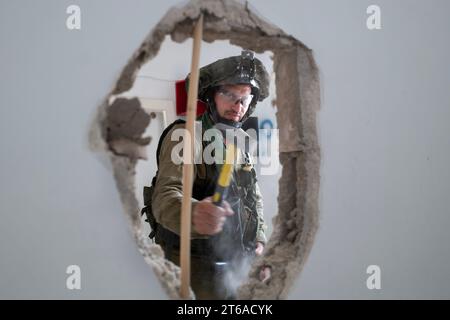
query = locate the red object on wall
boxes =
[175,79,207,116]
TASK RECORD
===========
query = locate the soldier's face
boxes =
[214,84,253,122]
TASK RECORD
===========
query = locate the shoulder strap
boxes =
[141,119,186,241]
[156,119,186,167]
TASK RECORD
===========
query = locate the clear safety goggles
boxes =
[217,88,254,108]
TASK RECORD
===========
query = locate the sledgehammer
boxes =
[212,143,236,207]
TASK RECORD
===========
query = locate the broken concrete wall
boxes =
[89,0,321,300]
[238,45,321,299]
[106,97,151,160]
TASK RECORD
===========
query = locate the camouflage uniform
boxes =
[150,50,269,299]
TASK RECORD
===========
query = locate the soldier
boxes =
[146,50,270,299]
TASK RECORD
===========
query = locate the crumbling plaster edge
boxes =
[88,0,321,300]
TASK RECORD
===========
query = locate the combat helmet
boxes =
[186,50,270,128]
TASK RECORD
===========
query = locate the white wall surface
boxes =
[0,0,449,299]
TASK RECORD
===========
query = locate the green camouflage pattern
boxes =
[185,50,270,104]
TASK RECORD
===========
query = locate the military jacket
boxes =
[151,113,267,248]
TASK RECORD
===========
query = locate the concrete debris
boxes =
[105,97,151,160]
[89,0,320,300]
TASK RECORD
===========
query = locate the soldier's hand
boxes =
[193,197,234,235]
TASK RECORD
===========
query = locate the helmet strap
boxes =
[204,85,259,128]
[206,98,243,129]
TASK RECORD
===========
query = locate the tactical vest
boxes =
[141,119,259,262]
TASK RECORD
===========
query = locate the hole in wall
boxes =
[89,0,321,299]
